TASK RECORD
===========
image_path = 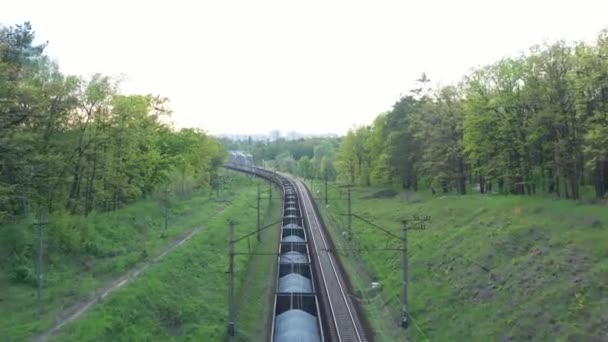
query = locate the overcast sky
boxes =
[2,0,608,135]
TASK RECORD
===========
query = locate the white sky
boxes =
[2,0,607,135]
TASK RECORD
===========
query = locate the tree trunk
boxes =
[84,154,98,215]
[68,164,83,214]
[511,179,525,195]
[458,158,466,195]
[570,174,579,200]
[571,150,580,200]
[594,159,608,198]
[547,168,554,194]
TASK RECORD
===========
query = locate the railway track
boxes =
[290,178,368,342]
[225,162,369,342]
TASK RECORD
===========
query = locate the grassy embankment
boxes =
[55,171,281,341]
[1,171,282,341]
[309,181,607,341]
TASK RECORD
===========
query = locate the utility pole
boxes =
[228,221,235,338]
[347,186,352,239]
[324,175,328,205]
[401,219,409,329]
[343,212,428,331]
[217,175,222,197]
[37,210,47,305]
[268,181,272,202]
[224,218,283,340]
[256,183,261,242]
[163,184,169,231]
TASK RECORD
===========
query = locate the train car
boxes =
[225,163,324,342]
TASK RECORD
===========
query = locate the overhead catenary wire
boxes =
[321,181,436,338]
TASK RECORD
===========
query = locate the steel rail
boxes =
[290,177,368,342]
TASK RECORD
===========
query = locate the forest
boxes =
[333,31,608,199]
[236,31,608,201]
[0,23,225,262]
[224,136,340,181]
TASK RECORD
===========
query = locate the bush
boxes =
[84,239,103,257]
[49,210,94,254]
[8,251,37,286]
[368,189,399,198]
[48,211,77,253]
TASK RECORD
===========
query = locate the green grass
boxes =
[233,185,282,342]
[0,171,281,341]
[309,180,608,341]
[50,172,280,341]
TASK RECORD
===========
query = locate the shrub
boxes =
[8,251,37,286]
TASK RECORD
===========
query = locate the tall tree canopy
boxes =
[335,31,608,199]
[0,22,226,223]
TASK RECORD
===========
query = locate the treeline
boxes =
[0,23,225,224]
[224,137,340,180]
[336,31,608,199]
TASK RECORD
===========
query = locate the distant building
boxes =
[269,130,281,142]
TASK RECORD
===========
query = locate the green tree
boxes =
[297,155,312,179]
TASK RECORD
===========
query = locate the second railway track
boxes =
[290,177,369,342]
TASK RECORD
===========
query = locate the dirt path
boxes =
[33,222,214,342]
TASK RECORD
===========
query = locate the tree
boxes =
[276,152,297,174]
[297,155,312,179]
[0,22,227,234]
[366,113,391,185]
[332,30,608,200]
[417,86,467,194]
[336,130,357,184]
[320,155,336,182]
[384,96,422,190]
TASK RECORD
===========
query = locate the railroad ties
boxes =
[293,179,369,342]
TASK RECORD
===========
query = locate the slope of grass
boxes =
[311,182,608,341]
[233,186,282,342]
[0,172,271,341]
[52,172,280,341]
